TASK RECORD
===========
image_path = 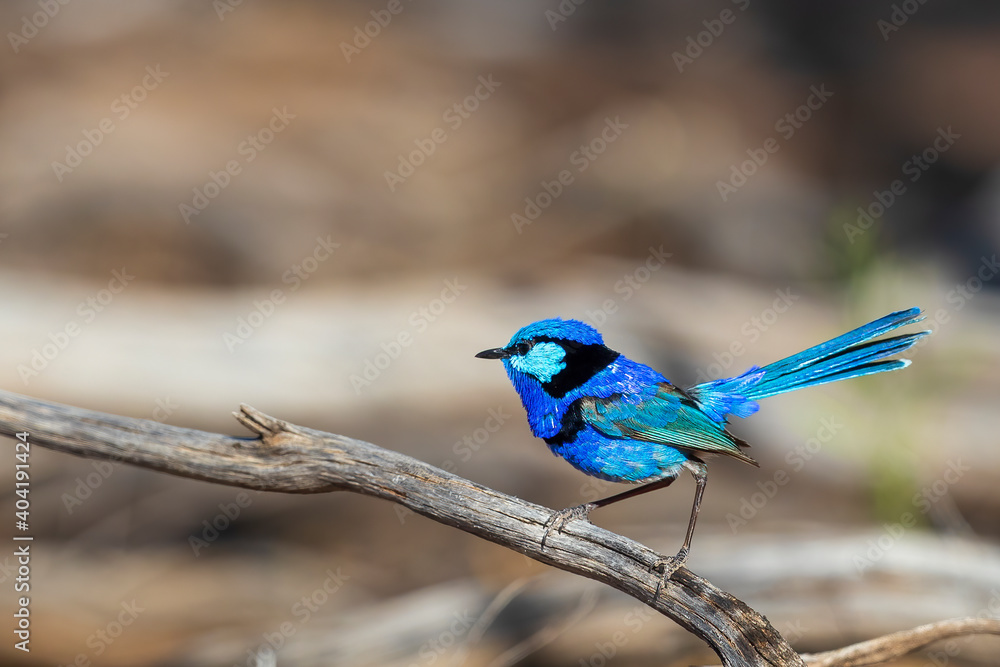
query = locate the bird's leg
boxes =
[653,460,708,595]
[540,474,679,549]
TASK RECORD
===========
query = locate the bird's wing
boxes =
[577,382,759,466]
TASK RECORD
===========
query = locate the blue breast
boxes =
[507,354,691,483]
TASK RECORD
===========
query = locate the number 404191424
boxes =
[14,432,30,527]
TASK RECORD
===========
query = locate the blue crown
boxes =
[508,318,605,347]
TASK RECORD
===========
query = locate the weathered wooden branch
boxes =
[0,389,996,666]
[800,617,1000,667]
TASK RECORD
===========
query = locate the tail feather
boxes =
[746,329,927,400]
[753,307,925,379]
[761,358,911,397]
[688,308,929,421]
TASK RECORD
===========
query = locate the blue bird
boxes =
[476,308,929,578]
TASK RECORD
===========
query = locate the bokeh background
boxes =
[2,1,1000,665]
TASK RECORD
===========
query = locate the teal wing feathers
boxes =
[577,382,759,466]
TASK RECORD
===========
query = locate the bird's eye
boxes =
[511,341,532,356]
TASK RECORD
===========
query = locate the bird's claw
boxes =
[540,503,596,549]
[651,546,689,598]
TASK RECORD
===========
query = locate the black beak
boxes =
[475,347,509,359]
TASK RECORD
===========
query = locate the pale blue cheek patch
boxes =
[510,342,566,383]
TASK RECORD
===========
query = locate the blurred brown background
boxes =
[1,0,1000,665]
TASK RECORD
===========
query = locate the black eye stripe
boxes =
[541,342,620,398]
[507,336,594,355]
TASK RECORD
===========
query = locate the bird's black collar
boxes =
[538,338,620,398]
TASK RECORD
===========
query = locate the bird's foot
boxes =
[540,503,596,549]
[651,546,689,598]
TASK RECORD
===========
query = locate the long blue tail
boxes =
[689,308,929,421]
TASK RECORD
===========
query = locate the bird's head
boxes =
[476,318,618,399]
